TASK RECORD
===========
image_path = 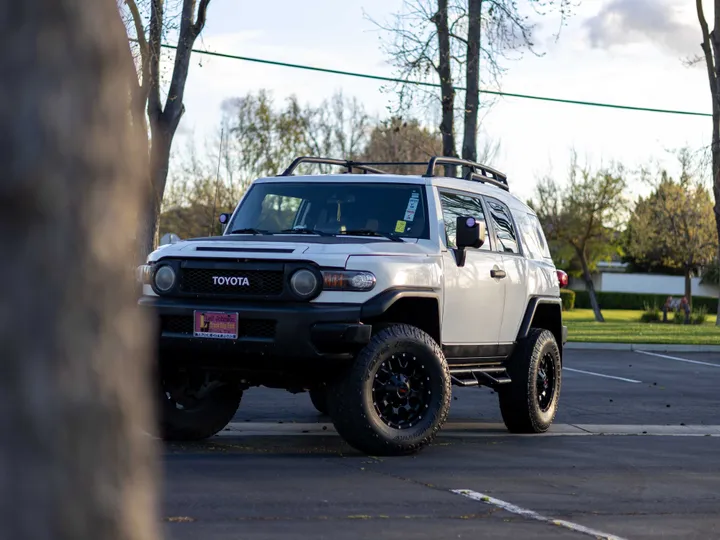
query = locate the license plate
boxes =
[193,311,238,339]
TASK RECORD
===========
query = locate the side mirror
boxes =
[219,213,231,225]
[455,216,485,267]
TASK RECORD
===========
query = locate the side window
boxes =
[438,191,490,250]
[517,212,552,260]
[485,198,520,255]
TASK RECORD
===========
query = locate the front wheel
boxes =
[499,328,561,433]
[327,324,451,456]
[159,370,242,441]
[309,387,329,415]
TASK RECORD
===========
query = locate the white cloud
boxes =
[584,0,699,57]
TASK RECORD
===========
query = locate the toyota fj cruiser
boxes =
[137,156,568,456]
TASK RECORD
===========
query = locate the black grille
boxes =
[160,315,276,338]
[179,268,284,297]
[162,315,193,334]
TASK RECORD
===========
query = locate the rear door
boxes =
[438,189,506,350]
[483,197,529,343]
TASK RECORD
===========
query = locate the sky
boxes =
[168,0,712,203]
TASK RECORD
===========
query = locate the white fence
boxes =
[570,272,719,298]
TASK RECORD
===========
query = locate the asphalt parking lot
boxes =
[162,349,720,540]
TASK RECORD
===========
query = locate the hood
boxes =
[147,234,434,268]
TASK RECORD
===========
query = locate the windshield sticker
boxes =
[395,220,407,233]
[403,192,420,221]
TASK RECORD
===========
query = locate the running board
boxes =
[450,366,511,389]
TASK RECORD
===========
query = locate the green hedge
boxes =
[573,291,718,313]
[559,289,575,311]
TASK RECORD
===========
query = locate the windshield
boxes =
[226,182,429,239]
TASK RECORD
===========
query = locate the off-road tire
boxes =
[160,383,242,441]
[499,328,561,433]
[309,386,329,415]
[326,324,451,456]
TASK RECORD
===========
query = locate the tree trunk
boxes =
[461,0,482,172]
[684,267,693,309]
[577,249,605,322]
[0,2,158,539]
[434,0,457,178]
[141,124,173,258]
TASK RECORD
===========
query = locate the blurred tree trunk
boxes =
[0,1,158,539]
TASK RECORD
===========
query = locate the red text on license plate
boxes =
[193,311,238,339]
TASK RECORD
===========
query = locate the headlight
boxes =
[289,269,319,298]
[154,265,176,292]
[136,264,152,285]
[322,271,376,292]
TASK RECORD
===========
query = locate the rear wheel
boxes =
[499,328,561,433]
[327,324,451,456]
[159,369,242,441]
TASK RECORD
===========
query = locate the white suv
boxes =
[138,156,568,456]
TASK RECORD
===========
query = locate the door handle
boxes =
[491,268,506,279]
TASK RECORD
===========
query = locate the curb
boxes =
[566,342,720,353]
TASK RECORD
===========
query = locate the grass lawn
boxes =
[564,309,720,345]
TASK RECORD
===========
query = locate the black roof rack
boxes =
[278,155,509,192]
[279,157,389,176]
[423,156,509,192]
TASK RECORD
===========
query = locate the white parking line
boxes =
[563,367,642,383]
[451,489,628,540]
[635,350,720,368]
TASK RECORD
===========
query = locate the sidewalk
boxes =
[566,342,720,353]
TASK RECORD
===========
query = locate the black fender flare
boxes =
[360,287,441,319]
[517,296,566,347]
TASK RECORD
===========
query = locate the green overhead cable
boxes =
[146,40,712,118]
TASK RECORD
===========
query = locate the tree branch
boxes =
[125,0,150,125]
[697,0,718,108]
[164,0,207,129]
[148,0,163,120]
[193,0,211,36]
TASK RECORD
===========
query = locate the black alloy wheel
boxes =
[372,352,432,430]
[536,352,557,412]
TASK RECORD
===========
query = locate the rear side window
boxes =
[516,212,552,260]
[485,198,520,254]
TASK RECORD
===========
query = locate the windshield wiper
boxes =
[280,228,331,236]
[338,229,404,242]
[228,228,273,235]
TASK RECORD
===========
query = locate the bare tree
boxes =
[695,0,720,325]
[0,0,157,538]
[121,0,213,256]
[371,0,576,172]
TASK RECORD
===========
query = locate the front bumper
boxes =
[139,296,371,361]
[562,325,568,345]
